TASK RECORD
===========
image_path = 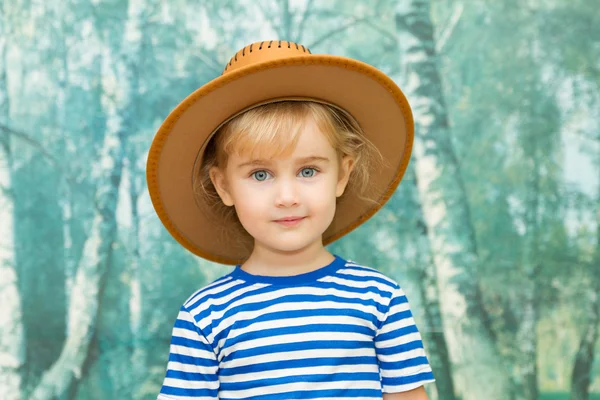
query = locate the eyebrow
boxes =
[236,156,330,169]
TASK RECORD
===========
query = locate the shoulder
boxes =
[180,270,241,313]
[333,257,402,294]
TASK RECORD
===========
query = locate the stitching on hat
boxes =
[242,47,245,56]
[148,55,413,265]
[278,40,281,48]
[249,44,253,53]
[259,41,264,50]
[268,40,273,48]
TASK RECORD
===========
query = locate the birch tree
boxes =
[27,0,148,395]
[0,3,25,398]
[570,119,600,400]
[386,165,457,400]
[394,1,511,399]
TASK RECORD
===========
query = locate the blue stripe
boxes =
[376,339,424,356]
[204,294,388,338]
[168,352,217,367]
[220,388,383,400]
[220,372,381,391]
[384,309,413,326]
[376,324,419,343]
[173,318,198,332]
[221,340,374,363]
[225,323,375,349]
[184,276,236,308]
[171,335,209,350]
[220,356,378,376]
[187,280,251,311]
[379,355,430,371]
[161,386,218,397]
[338,266,399,287]
[166,369,218,382]
[382,370,435,386]
[195,280,391,324]
[214,307,377,345]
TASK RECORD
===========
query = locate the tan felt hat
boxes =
[146,40,414,265]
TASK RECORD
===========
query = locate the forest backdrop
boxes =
[0,0,598,399]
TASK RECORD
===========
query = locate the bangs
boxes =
[216,101,337,161]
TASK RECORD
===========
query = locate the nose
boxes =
[274,177,299,208]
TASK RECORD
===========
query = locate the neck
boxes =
[242,240,334,277]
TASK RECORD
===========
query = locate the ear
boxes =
[335,156,355,197]
[209,167,234,206]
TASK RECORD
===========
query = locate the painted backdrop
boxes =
[0,0,598,399]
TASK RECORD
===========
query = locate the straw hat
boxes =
[146,40,414,265]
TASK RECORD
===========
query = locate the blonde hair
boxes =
[194,100,382,244]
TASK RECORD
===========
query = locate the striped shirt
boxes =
[158,255,435,399]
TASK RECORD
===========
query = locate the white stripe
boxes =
[380,363,432,377]
[167,361,216,376]
[176,310,196,323]
[170,344,215,360]
[197,286,389,326]
[337,268,397,286]
[219,363,379,383]
[320,275,397,293]
[383,378,435,393]
[208,300,385,343]
[162,377,219,390]
[221,347,376,369]
[219,380,382,399]
[220,331,372,361]
[219,315,377,349]
[377,314,415,336]
[376,331,422,349]
[185,278,244,309]
[172,327,205,342]
[377,344,428,364]
[183,276,234,307]
[190,282,270,316]
[205,296,387,342]
[158,395,215,400]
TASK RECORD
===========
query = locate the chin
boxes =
[260,236,322,254]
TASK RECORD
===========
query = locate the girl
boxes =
[147,40,435,400]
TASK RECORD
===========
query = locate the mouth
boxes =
[274,217,306,227]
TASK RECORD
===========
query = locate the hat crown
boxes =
[223,40,312,75]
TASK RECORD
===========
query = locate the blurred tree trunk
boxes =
[392,165,457,400]
[0,7,25,399]
[514,138,540,400]
[570,134,600,400]
[570,285,600,400]
[14,3,67,392]
[408,168,456,400]
[394,1,511,399]
[129,146,147,399]
[28,65,126,399]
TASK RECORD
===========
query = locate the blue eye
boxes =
[299,168,317,178]
[252,170,271,181]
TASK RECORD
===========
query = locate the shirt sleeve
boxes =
[375,285,435,393]
[157,305,219,400]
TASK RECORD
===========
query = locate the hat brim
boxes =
[146,55,413,265]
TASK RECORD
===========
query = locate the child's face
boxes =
[210,117,353,256]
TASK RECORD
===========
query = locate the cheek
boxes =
[231,184,269,221]
[306,178,338,212]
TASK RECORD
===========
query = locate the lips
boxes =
[274,217,306,227]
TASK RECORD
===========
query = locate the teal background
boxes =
[0,0,598,399]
